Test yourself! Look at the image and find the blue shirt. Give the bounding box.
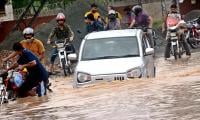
[86,21,104,33]
[17,49,48,82]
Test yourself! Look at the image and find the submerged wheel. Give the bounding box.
[173,45,178,60]
[61,58,67,76]
[187,38,198,49]
[0,90,4,104]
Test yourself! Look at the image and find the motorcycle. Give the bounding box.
[186,20,200,49]
[55,41,75,76]
[168,21,186,60]
[0,61,52,104]
[0,73,8,104]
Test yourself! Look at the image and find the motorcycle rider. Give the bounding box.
[84,3,101,23]
[47,13,75,74]
[6,42,48,97]
[106,5,122,24]
[128,5,154,47]
[3,27,45,62]
[85,13,104,33]
[105,10,121,30]
[162,4,191,59]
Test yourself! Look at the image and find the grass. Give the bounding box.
[153,19,163,29]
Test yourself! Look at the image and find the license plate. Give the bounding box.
[170,32,177,37]
[172,41,177,46]
[171,36,178,40]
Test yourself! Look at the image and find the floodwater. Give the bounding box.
[0,53,200,120]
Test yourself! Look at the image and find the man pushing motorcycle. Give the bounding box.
[6,42,48,97]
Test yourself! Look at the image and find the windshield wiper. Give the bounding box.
[88,56,120,60]
[119,54,140,57]
[84,54,139,60]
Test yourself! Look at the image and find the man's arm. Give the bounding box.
[6,62,18,71]
[38,52,45,61]
[128,19,136,28]
[148,16,153,28]
[22,60,37,69]
[37,40,45,60]
[66,25,74,42]
[47,28,56,44]
[2,51,18,62]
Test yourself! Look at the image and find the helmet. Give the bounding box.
[23,27,34,35]
[56,13,65,21]
[108,10,116,15]
[108,10,116,21]
[132,5,142,16]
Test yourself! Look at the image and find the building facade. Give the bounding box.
[179,0,200,15]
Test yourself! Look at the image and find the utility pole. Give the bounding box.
[176,0,180,13]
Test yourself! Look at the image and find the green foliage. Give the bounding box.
[12,0,76,9]
[12,0,30,8]
[153,19,163,29]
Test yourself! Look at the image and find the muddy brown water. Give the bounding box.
[0,53,200,120]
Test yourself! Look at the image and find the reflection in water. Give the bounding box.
[0,53,200,120]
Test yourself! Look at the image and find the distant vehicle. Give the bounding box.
[69,29,156,87]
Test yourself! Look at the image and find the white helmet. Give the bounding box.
[132,5,142,15]
[108,10,116,15]
[23,27,34,35]
[56,13,65,21]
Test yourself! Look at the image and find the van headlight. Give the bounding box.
[126,68,142,78]
[77,72,91,83]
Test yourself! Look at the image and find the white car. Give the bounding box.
[69,29,155,87]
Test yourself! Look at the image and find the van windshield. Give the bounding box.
[81,37,139,61]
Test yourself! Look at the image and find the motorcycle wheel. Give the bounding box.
[61,58,67,76]
[173,45,178,60]
[187,38,198,49]
[0,90,3,104]
[178,43,183,59]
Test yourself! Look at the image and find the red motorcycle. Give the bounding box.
[186,20,200,49]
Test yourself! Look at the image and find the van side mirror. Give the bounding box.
[145,48,154,55]
[68,53,77,61]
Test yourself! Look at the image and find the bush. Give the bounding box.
[153,19,163,29]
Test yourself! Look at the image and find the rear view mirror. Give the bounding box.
[145,48,154,55]
[68,53,77,61]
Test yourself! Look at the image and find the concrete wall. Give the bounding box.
[180,0,200,15]
[0,4,14,21]
[143,1,171,21]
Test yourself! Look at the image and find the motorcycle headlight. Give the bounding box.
[126,68,142,78]
[77,72,91,83]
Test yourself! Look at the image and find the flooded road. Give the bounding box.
[0,53,200,120]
